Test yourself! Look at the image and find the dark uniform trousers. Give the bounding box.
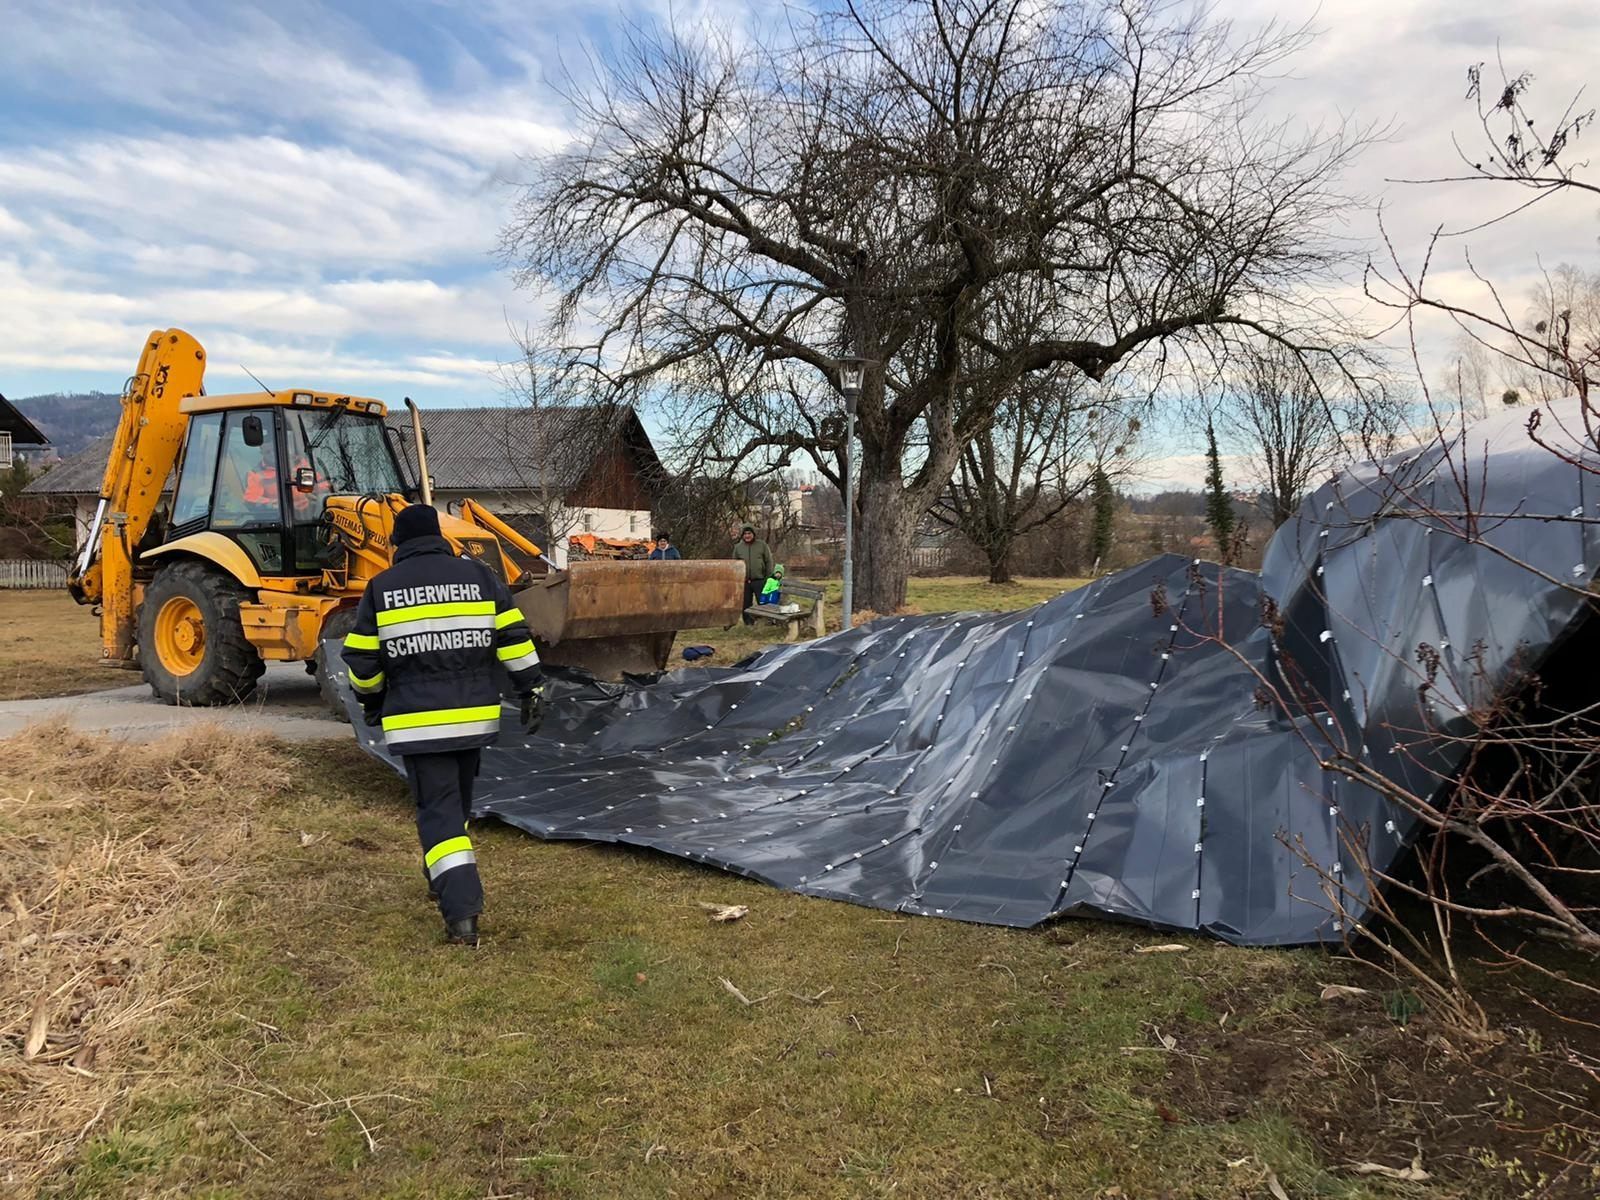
[403,749,484,922]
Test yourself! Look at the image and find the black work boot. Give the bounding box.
[444,916,479,946]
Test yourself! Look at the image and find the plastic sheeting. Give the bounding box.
[338,400,1600,945]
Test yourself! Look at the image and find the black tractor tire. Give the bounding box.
[314,606,361,721]
[138,559,262,706]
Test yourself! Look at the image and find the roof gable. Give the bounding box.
[0,394,50,446]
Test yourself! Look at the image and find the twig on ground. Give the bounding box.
[77,1098,109,1142]
[718,977,776,1006]
[787,986,833,1004]
[227,1115,273,1163]
[346,1098,378,1154]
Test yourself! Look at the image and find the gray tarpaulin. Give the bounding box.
[338,400,1600,945]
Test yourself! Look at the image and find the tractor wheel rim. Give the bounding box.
[154,596,206,675]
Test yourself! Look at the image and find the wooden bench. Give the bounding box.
[745,581,827,641]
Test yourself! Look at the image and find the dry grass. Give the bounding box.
[0,591,109,701]
[0,725,295,1193]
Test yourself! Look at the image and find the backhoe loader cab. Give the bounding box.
[164,392,407,576]
[69,329,747,710]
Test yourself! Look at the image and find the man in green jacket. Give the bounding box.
[732,524,774,624]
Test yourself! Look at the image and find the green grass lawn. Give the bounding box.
[676,575,1089,669]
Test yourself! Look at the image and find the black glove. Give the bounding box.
[360,701,382,727]
[519,686,546,735]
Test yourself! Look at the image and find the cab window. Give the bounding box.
[170,412,223,529]
[211,410,285,572]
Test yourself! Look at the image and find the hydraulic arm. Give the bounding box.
[69,329,208,664]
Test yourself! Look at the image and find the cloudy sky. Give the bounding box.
[2,0,1594,483]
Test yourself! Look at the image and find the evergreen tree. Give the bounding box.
[1088,468,1115,569]
[1203,419,1236,562]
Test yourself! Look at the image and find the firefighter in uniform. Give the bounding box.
[341,504,544,946]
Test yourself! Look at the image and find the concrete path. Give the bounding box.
[0,662,354,740]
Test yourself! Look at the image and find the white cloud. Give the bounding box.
[0,256,529,391]
[0,206,28,239]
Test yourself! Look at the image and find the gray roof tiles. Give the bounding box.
[24,434,115,494]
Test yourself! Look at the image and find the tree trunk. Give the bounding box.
[988,543,1014,584]
[854,472,917,615]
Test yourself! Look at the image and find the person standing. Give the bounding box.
[648,533,681,560]
[341,504,544,947]
[732,524,773,624]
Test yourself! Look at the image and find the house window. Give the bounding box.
[0,432,12,470]
[581,511,593,530]
[629,513,640,534]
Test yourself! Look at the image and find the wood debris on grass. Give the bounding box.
[0,723,293,1192]
[718,977,778,1006]
[1347,1143,1431,1182]
[1319,983,1371,1002]
[696,901,749,922]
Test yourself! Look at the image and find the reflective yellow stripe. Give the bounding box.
[348,668,385,692]
[381,704,502,732]
[376,600,495,627]
[424,835,473,868]
[344,631,380,650]
[497,639,536,662]
[496,608,525,629]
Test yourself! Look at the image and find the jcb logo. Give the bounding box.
[153,364,170,397]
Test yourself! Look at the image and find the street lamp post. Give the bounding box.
[835,356,867,626]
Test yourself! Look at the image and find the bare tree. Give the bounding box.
[1501,263,1600,405]
[1435,332,1500,422]
[503,0,1367,614]
[0,459,74,560]
[930,372,1138,582]
[652,472,752,559]
[495,326,670,565]
[1218,346,1353,529]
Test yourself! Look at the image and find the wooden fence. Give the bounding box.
[0,559,69,589]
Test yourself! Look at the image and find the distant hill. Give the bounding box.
[11,393,121,459]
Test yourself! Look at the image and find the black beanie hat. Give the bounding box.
[393,504,442,544]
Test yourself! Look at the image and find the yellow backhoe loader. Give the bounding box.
[68,329,743,709]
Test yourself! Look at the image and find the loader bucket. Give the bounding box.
[512,559,746,678]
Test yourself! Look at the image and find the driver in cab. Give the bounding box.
[241,443,325,517]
